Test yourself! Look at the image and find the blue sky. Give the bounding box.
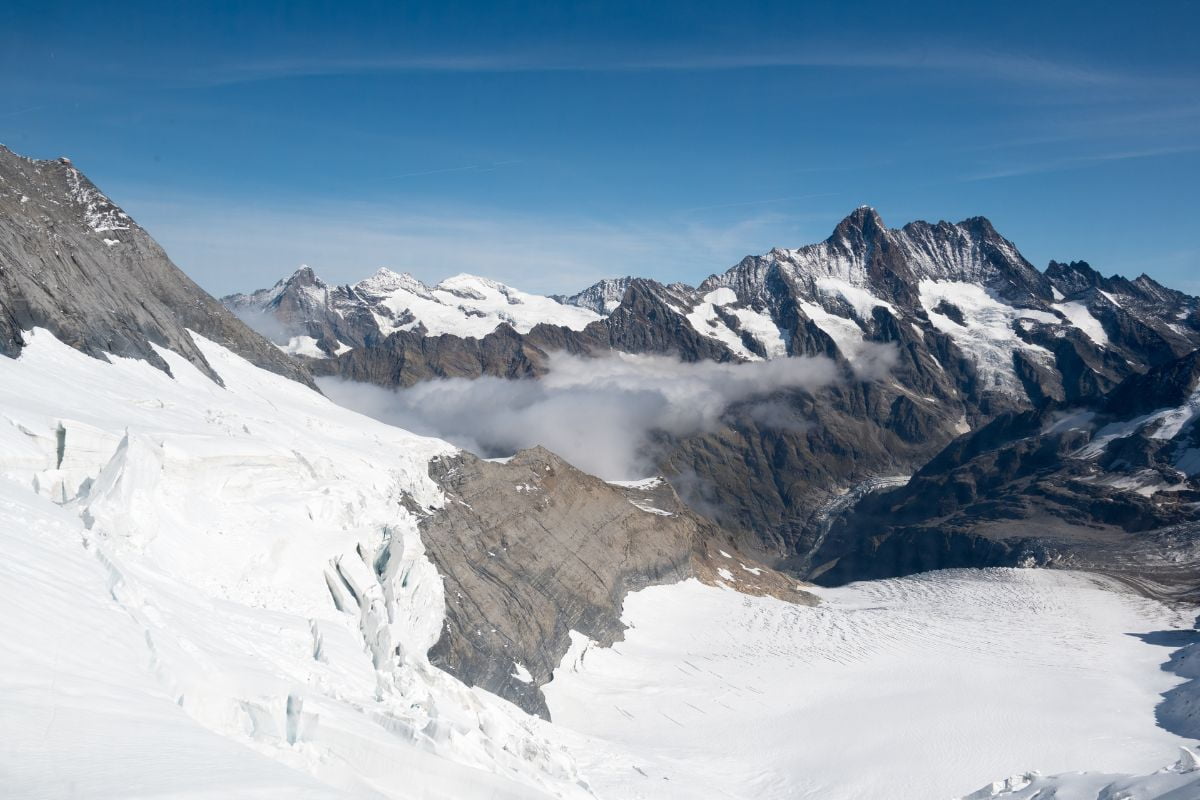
[2,1,1198,296]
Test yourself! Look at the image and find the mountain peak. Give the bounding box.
[282,265,325,288]
[831,205,885,236]
[0,144,313,387]
[438,273,509,292]
[955,215,1001,239]
[554,276,634,314]
[356,267,427,295]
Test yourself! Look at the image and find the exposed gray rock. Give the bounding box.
[223,266,382,355]
[419,446,813,717]
[308,322,597,386]
[0,145,313,387]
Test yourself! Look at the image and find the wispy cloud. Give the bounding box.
[378,160,523,181]
[194,44,1174,90]
[0,103,53,119]
[964,143,1200,181]
[958,103,1200,155]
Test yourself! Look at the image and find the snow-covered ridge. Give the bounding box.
[63,161,132,234]
[552,276,634,314]
[228,206,1200,412]
[550,208,1188,388]
[224,265,605,355]
[700,208,1045,302]
[957,748,1200,799]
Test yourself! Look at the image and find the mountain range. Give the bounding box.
[226,204,1200,596]
[4,143,1199,798]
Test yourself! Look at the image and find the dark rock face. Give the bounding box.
[419,447,813,718]
[316,325,555,385]
[660,379,955,565]
[1104,349,1200,418]
[0,146,313,387]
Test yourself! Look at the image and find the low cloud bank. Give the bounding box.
[230,307,293,345]
[320,350,859,480]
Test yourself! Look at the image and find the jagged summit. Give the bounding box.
[552,276,636,314]
[0,145,313,387]
[828,204,888,246]
[286,264,324,285]
[692,206,1053,319]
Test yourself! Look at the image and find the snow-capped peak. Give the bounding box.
[355,267,428,296]
[285,264,324,285]
[437,272,511,294]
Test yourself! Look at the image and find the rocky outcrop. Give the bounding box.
[419,447,813,718]
[314,324,559,385]
[0,145,313,387]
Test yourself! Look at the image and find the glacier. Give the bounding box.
[0,329,588,799]
[2,327,1198,799]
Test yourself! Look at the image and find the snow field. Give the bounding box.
[544,569,1197,800]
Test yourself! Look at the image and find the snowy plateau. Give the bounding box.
[2,328,1200,799]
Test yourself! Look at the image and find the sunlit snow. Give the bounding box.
[545,571,1194,800]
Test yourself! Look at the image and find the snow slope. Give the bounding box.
[0,480,343,799]
[543,569,1196,800]
[0,330,589,799]
[919,280,1059,394]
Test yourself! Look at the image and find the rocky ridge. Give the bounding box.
[420,447,811,717]
[0,145,313,387]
